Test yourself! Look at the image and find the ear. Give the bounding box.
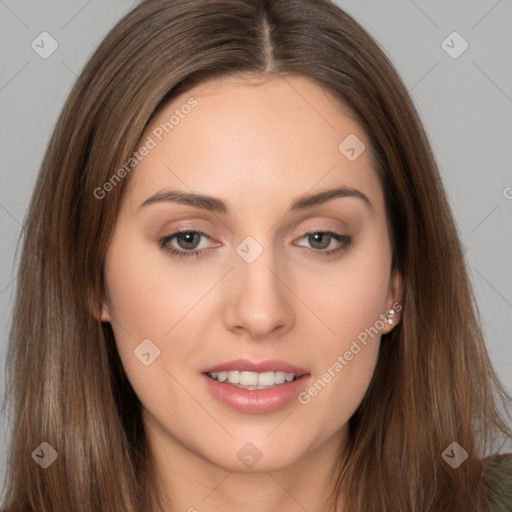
[87,287,111,323]
[381,267,404,335]
[99,303,111,323]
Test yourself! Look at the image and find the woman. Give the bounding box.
[2,0,511,510]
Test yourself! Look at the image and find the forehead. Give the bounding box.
[121,74,383,216]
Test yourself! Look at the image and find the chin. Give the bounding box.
[197,434,313,474]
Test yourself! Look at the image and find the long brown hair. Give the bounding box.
[2,0,511,510]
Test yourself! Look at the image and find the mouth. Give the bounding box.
[201,359,311,413]
[205,370,301,390]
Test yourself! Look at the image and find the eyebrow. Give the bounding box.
[138,185,373,213]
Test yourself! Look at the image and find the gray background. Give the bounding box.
[1,0,511,481]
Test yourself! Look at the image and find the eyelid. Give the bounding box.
[158,228,216,251]
[293,230,352,253]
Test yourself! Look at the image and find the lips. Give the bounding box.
[201,358,311,413]
[202,358,309,376]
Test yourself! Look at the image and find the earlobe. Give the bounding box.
[383,268,404,333]
[99,303,111,323]
[86,289,111,323]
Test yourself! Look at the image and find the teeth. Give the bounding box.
[207,370,298,388]
[240,371,258,386]
[227,371,240,384]
[274,371,286,384]
[256,371,275,386]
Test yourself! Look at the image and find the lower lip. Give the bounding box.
[201,373,311,413]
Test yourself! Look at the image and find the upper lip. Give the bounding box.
[202,358,309,376]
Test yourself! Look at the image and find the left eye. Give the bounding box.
[295,231,345,250]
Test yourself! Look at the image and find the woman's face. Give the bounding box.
[101,74,402,474]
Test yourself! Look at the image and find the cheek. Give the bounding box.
[103,234,207,422]
[303,231,391,347]
[298,287,383,440]
[102,230,211,390]
[296,236,390,426]
[103,230,204,338]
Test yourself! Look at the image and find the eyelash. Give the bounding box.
[158,229,352,259]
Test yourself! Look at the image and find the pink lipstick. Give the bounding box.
[201,358,311,413]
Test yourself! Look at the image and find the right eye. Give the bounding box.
[158,229,216,258]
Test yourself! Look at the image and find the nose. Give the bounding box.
[222,243,295,340]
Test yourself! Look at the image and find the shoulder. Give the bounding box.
[483,452,512,511]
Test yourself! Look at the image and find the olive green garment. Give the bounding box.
[486,453,512,511]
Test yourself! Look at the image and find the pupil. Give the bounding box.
[310,232,330,250]
[178,232,200,249]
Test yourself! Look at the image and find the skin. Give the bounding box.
[101,74,403,511]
